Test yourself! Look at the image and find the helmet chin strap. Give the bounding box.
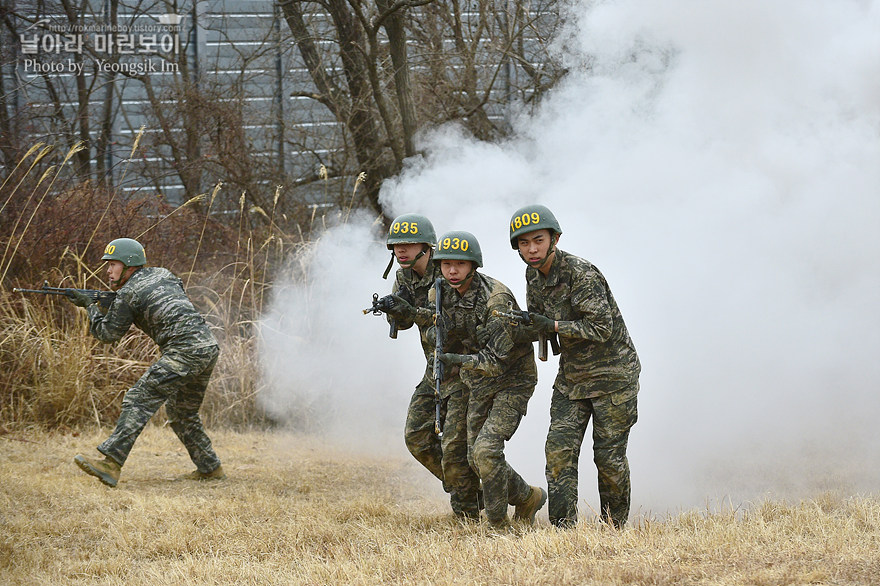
[445,266,476,290]
[110,266,137,290]
[398,247,427,269]
[382,252,395,279]
[519,246,555,269]
[518,234,558,269]
[385,245,430,278]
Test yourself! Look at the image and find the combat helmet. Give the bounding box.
[101,238,146,267]
[509,205,561,269]
[434,230,482,289]
[386,213,436,249]
[382,213,436,278]
[434,230,483,267]
[508,204,562,249]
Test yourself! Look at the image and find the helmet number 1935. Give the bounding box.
[390,221,419,235]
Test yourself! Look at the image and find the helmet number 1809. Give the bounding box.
[511,212,541,231]
[391,221,419,235]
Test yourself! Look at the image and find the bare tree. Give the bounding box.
[1,0,562,225]
[277,0,563,216]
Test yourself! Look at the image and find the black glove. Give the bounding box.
[530,313,556,334]
[67,290,93,308]
[383,294,415,320]
[511,322,540,344]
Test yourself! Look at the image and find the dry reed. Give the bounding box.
[1,428,878,585]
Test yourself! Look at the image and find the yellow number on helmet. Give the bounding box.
[442,237,451,250]
[104,244,116,254]
[531,212,541,224]
[411,222,418,234]
[461,239,469,251]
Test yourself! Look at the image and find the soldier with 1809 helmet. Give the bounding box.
[70,238,224,488]
[509,205,641,528]
[432,231,546,529]
[379,214,481,519]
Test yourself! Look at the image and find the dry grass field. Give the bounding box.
[2,427,878,585]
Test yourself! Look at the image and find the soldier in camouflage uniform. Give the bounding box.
[432,231,546,529]
[509,205,640,528]
[378,214,482,519]
[70,238,224,488]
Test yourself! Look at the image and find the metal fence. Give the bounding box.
[2,0,559,205]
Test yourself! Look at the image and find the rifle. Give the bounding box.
[432,277,444,437]
[363,293,398,338]
[492,301,560,362]
[362,286,415,339]
[13,281,116,311]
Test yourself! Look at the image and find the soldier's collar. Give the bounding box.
[543,249,564,286]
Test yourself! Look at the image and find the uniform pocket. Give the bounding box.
[610,382,639,406]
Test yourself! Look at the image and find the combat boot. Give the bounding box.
[513,485,547,524]
[74,454,121,488]
[180,465,226,481]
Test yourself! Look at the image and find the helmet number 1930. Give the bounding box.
[441,237,469,251]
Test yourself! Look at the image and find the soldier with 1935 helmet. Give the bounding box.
[432,230,546,530]
[509,205,641,528]
[379,214,481,519]
[70,238,224,488]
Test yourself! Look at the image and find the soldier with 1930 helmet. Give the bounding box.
[70,238,224,488]
[432,230,546,529]
[509,205,641,528]
[379,215,481,519]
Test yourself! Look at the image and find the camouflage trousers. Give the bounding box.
[405,380,481,518]
[545,383,638,528]
[467,387,533,524]
[98,346,222,473]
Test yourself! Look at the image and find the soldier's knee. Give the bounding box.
[546,446,579,472]
[471,437,498,472]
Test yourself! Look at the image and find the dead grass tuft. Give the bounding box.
[1,429,879,585]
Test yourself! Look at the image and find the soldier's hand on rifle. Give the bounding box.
[67,290,93,308]
[438,352,476,368]
[384,294,416,320]
[531,313,556,334]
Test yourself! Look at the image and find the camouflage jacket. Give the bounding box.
[525,249,640,399]
[87,267,218,352]
[433,272,536,408]
[389,262,466,398]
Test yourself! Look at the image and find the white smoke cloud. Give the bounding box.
[260,0,880,516]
